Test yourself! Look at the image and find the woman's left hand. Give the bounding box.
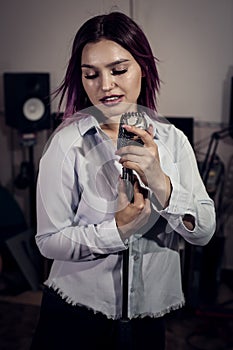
[115,124,172,209]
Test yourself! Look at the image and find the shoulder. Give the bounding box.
[43,122,80,157]
[45,113,97,154]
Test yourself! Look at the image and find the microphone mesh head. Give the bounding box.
[117,112,147,149]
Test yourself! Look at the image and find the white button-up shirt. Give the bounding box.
[36,113,216,319]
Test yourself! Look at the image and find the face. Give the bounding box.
[81,39,143,120]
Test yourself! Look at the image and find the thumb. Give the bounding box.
[147,123,154,136]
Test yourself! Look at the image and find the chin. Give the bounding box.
[95,102,137,119]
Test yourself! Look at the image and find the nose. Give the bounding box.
[100,71,115,91]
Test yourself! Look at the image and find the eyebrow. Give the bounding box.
[81,59,130,69]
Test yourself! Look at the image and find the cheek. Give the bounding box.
[82,77,89,91]
[82,80,95,99]
[126,72,142,98]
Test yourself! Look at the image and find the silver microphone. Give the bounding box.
[117,111,147,201]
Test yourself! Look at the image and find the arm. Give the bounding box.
[115,178,151,241]
[115,124,216,246]
[35,131,126,262]
[155,136,216,246]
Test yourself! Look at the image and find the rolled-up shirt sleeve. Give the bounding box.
[151,128,216,246]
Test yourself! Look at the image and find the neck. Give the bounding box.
[101,122,118,137]
[100,122,119,146]
[100,122,119,132]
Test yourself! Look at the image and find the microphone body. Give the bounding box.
[117,112,147,201]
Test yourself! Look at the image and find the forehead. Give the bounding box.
[81,39,134,65]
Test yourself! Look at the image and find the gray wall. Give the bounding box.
[134,0,233,124]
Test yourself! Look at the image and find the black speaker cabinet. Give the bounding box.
[166,116,194,146]
[4,73,51,134]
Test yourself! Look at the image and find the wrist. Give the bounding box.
[115,221,132,241]
[150,174,172,209]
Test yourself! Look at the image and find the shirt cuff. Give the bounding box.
[150,180,197,232]
[96,219,129,253]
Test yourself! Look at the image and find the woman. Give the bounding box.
[31,11,216,350]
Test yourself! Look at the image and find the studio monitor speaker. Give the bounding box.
[4,73,51,134]
[166,116,194,146]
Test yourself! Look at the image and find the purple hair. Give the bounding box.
[55,12,161,119]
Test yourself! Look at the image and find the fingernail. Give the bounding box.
[123,124,132,129]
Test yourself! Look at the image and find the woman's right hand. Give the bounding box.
[115,177,151,241]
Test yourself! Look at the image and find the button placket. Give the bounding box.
[129,237,143,313]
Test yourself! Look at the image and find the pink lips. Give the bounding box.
[99,95,124,105]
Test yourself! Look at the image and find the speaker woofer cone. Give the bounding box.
[23,98,45,121]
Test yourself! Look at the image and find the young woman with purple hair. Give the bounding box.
[30,11,215,350]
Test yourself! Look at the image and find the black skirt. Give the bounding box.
[30,286,166,350]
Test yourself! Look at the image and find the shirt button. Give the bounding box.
[134,254,139,261]
[130,288,134,293]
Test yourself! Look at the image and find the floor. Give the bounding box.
[0,281,233,350]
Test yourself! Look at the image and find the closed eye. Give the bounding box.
[84,69,128,80]
[112,68,128,76]
[84,73,98,80]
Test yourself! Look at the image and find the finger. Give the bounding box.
[116,144,145,157]
[147,124,154,136]
[133,180,149,200]
[122,124,155,146]
[119,152,143,164]
[131,180,145,210]
[117,177,130,208]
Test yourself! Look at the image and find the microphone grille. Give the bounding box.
[117,111,147,149]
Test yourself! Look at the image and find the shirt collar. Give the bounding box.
[77,112,160,139]
[78,114,100,136]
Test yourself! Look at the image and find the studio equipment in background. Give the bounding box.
[167,117,233,311]
[166,116,194,146]
[3,72,51,229]
[14,133,38,229]
[0,184,42,292]
[230,76,233,138]
[200,126,233,186]
[3,72,51,134]
[165,116,194,308]
[195,126,233,318]
[14,161,33,190]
